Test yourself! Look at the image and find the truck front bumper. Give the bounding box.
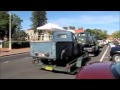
[84,48,94,53]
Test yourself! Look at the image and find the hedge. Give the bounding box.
[2,41,30,48]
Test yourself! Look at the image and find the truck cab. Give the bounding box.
[76,31,99,56]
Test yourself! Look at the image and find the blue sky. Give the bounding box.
[10,11,120,35]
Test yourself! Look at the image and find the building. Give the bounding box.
[25,29,39,41]
[107,35,113,42]
[25,29,50,41]
[74,27,85,34]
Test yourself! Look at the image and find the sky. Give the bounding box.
[10,11,120,35]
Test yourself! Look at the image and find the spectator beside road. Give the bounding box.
[112,39,119,46]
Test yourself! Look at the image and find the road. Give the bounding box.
[0,53,29,63]
[0,45,111,79]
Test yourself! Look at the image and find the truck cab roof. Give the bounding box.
[53,31,77,42]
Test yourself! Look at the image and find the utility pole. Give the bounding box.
[9,13,11,50]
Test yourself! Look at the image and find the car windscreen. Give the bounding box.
[111,62,120,79]
[77,33,86,40]
[79,33,85,36]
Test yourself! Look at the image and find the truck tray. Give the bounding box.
[34,52,89,74]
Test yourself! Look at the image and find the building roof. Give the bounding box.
[74,27,85,33]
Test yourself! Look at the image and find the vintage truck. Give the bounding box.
[30,30,90,74]
[76,31,99,56]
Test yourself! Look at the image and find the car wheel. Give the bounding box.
[113,54,120,63]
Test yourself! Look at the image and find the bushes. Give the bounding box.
[3,41,30,48]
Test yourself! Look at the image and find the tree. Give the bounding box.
[30,11,47,33]
[63,27,68,30]
[0,11,23,40]
[86,29,92,34]
[12,30,28,41]
[72,26,75,30]
[0,11,9,40]
[69,26,75,30]
[11,14,23,34]
[85,28,108,40]
[112,30,120,38]
[69,26,73,29]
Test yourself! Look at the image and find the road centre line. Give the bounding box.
[0,52,29,58]
[3,61,10,63]
[99,46,109,62]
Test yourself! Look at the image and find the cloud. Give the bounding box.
[48,15,119,26]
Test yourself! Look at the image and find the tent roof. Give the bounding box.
[66,30,75,33]
[37,23,65,31]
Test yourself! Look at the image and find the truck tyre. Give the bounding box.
[96,48,100,56]
[93,47,99,56]
[60,49,69,61]
[93,51,97,56]
[112,54,120,63]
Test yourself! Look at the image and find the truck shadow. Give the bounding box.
[96,49,102,56]
[51,58,91,75]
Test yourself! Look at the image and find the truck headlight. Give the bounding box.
[35,53,45,57]
[39,53,45,57]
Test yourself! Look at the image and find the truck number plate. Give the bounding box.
[45,66,53,71]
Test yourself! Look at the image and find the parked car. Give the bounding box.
[110,45,120,63]
[109,42,116,48]
[97,40,104,48]
[75,62,120,79]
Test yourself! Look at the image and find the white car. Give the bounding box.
[97,40,104,48]
[109,43,115,48]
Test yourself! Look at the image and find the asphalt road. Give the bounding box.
[0,45,111,79]
[0,53,30,63]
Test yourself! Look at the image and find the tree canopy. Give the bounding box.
[112,30,120,38]
[86,29,108,40]
[63,26,76,30]
[63,27,68,30]
[0,11,23,40]
[30,11,47,33]
[12,30,28,41]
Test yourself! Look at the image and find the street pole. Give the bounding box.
[9,13,11,50]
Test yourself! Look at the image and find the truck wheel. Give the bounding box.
[60,49,69,61]
[93,51,96,56]
[96,49,99,56]
[112,54,120,63]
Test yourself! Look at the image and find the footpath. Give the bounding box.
[0,48,30,57]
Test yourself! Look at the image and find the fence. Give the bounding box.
[2,41,30,48]
[31,35,53,41]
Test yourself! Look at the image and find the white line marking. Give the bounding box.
[0,52,29,58]
[23,57,30,59]
[3,61,10,63]
[104,57,110,58]
[99,46,109,62]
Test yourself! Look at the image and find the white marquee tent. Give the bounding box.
[66,29,75,33]
[37,23,65,31]
[36,23,65,41]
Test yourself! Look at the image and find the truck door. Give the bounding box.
[72,34,79,55]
